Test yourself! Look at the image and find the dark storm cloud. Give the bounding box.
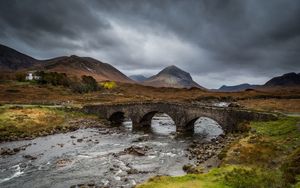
[0,0,299,88]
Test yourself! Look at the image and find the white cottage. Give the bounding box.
[25,71,40,81]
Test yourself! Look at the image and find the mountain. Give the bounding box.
[142,65,205,89]
[0,44,39,70]
[0,44,133,83]
[39,55,133,82]
[218,83,259,92]
[264,72,300,87]
[129,75,148,82]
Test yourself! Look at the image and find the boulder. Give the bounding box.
[122,146,150,156]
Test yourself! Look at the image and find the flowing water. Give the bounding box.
[0,114,223,188]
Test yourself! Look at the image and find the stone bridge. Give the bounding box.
[82,102,277,133]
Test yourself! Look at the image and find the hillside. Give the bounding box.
[0,44,133,83]
[0,44,39,70]
[39,55,133,82]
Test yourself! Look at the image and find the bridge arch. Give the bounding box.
[108,111,126,125]
[190,117,224,138]
[184,114,225,133]
[139,110,176,128]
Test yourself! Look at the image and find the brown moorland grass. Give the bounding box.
[0,81,299,113]
[0,105,99,141]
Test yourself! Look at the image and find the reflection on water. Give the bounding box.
[194,117,223,141]
[151,113,176,136]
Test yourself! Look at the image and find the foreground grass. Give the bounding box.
[137,165,284,188]
[138,117,300,188]
[137,167,232,188]
[0,105,99,141]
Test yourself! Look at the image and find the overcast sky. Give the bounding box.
[0,0,299,88]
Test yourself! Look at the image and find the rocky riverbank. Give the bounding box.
[184,133,244,173]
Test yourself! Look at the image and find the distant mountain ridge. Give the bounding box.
[217,72,300,92]
[264,72,300,87]
[129,75,148,82]
[2,44,299,88]
[0,44,132,82]
[143,65,205,89]
[218,83,259,92]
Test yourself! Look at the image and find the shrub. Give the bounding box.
[224,167,284,188]
[81,75,99,92]
[34,71,99,93]
[182,164,204,174]
[101,81,117,89]
[69,81,87,93]
[36,71,71,86]
[15,72,26,82]
[281,148,300,185]
[235,121,251,133]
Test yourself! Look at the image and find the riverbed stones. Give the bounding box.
[0,144,30,156]
[0,147,17,155]
[23,154,37,160]
[187,134,241,164]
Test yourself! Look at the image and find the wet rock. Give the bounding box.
[77,138,83,142]
[132,135,149,142]
[13,147,21,153]
[98,130,110,134]
[23,154,37,160]
[56,158,72,167]
[122,146,150,156]
[87,183,95,186]
[183,164,204,174]
[0,148,17,155]
[70,135,76,139]
[57,143,64,147]
[130,179,137,186]
[114,176,121,181]
[126,168,139,174]
[228,102,241,108]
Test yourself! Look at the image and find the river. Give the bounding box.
[0,113,223,188]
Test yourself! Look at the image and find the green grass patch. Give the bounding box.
[138,165,286,188]
[137,166,234,188]
[251,117,300,151]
